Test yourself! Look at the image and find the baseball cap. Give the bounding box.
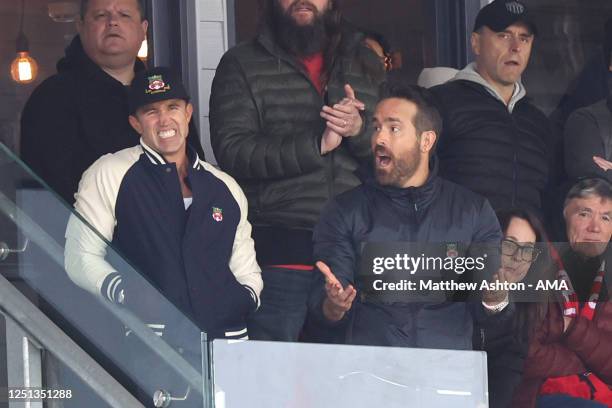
[473,0,538,36]
[128,67,190,114]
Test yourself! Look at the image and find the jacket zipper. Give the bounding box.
[468,83,523,207]
[324,84,335,199]
[327,152,335,199]
[509,105,520,207]
[277,56,336,199]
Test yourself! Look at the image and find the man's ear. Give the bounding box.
[420,130,437,153]
[186,103,194,124]
[128,115,143,134]
[76,18,83,35]
[471,31,480,56]
[140,19,149,41]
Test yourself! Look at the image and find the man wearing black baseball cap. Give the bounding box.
[430,5,558,404]
[430,0,556,216]
[473,0,537,37]
[65,67,263,346]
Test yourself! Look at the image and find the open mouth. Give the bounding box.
[504,60,520,67]
[375,147,392,168]
[158,129,176,140]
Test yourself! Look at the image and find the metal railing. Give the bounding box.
[0,271,144,408]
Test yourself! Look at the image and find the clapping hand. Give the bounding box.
[320,84,366,154]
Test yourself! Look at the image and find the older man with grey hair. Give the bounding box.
[512,177,612,406]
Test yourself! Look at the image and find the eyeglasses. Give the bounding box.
[500,239,541,262]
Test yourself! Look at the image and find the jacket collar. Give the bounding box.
[139,139,202,170]
[452,62,526,113]
[256,26,308,75]
[366,155,441,211]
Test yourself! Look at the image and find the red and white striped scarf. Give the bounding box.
[557,264,605,320]
[549,245,605,321]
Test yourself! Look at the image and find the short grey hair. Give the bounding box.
[80,0,146,20]
[564,178,612,209]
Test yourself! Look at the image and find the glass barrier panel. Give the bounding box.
[0,142,207,407]
[212,339,488,408]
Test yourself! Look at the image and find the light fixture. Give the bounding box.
[138,38,148,61]
[48,1,79,23]
[10,0,39,84]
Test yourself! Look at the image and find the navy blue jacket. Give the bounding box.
[309,160,504,349]
[65,141,262,340]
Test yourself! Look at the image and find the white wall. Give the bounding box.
[186,0,230,164]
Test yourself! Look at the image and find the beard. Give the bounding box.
[270,0,332,56]
[373,144,422,188]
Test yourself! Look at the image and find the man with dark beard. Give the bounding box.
[310,81,505,348]
[209,0,384,341]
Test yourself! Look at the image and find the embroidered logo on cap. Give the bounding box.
[212,207,223,222]
[146,74,171,95]
[505,1,525,15]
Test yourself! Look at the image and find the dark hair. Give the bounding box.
[495,207,551,342]
[496,207,548,243]
[362,30,392,56]
[81,0,146,20]
[378,80,443,139]
[359,29,394,74]
[564,177,612,208]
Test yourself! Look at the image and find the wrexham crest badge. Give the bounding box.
[212,207,223,222]
[446,243,459,258]
[146,74,171,94]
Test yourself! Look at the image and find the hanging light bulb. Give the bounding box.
[138,38,148,61]
[10,0,38,84]
[11,52,38,83]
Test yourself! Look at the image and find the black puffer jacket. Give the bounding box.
[430,80,556,214]
[209,27,383,264]
[20,36,203,204]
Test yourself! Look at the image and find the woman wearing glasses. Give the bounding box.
[487,204,612,407]
[512,179,612,408]
[479,208,551,408]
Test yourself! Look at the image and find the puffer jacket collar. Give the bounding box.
[448,78,538,114]
[256,26,303,74]
[365,155,441,213]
